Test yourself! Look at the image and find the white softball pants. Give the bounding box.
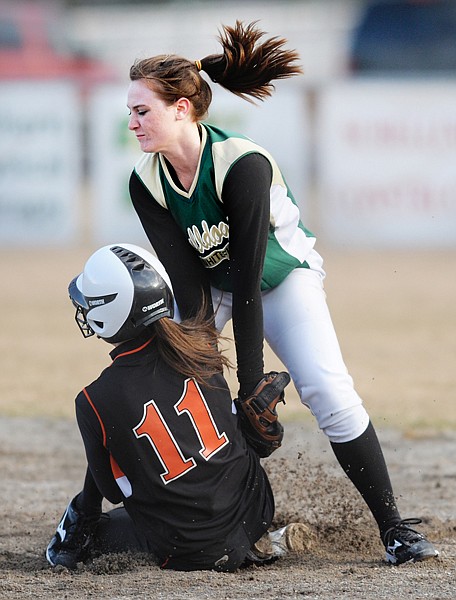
[211,266,370,443]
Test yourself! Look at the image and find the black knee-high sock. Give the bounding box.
[330,421,401,540]
[74,467,103,517]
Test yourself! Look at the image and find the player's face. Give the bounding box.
[127,80,177,154]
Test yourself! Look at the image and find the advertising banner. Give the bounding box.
[0,82,80,245]
[317,80,456,247]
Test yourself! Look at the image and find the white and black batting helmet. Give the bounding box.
[68,243,174,343]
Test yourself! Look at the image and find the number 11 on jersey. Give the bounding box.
[134,378,229,484]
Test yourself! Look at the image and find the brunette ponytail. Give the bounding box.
[199,20,303,102]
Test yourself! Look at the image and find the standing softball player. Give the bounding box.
[46,243,305,571]
[126,20,438,565]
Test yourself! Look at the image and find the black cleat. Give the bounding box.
[383,518,439,565]
[46,497,99,569]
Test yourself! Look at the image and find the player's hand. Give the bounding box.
[235,371,290,458]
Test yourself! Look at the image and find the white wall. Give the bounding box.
[69,0,360,85]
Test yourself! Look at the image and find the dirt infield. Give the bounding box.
[0,247,455,598]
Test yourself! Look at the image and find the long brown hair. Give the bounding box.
[129,20,303,118]
[150,304,233,387]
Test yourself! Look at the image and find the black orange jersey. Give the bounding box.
[75,332,273,561]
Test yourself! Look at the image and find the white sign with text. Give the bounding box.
[0,82,80,245]
[317,80,456,247]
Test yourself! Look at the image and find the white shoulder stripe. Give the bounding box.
[211,137,280,200]
[270,184,315,262]
[134,153,167,208]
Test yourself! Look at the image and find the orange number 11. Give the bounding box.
[134,378,229,484]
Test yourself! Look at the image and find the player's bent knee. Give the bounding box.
[319,404,370,444]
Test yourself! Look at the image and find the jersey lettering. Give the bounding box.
[199,243,230,269]
[187,219,229,253]
[134,379,229,484]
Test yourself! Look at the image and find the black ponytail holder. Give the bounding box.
[200,54,227,83]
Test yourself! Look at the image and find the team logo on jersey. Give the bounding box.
[187,220,230,268]
[200,243,230,268]
[187,220,229,253]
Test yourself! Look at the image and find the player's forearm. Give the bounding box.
[223,154,272,397]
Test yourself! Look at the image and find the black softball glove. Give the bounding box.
[235,371,290,458]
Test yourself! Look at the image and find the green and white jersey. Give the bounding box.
[134,123,316,291]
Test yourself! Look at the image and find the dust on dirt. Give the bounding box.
[0,417,454,600]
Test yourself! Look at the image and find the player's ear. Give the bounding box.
[174,97,191,120]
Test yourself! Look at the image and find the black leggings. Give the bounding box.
[94,491,274,573]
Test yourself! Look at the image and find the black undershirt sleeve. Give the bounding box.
[222,153,272,398]
[75,393,123,506]
[129,171,212,320]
